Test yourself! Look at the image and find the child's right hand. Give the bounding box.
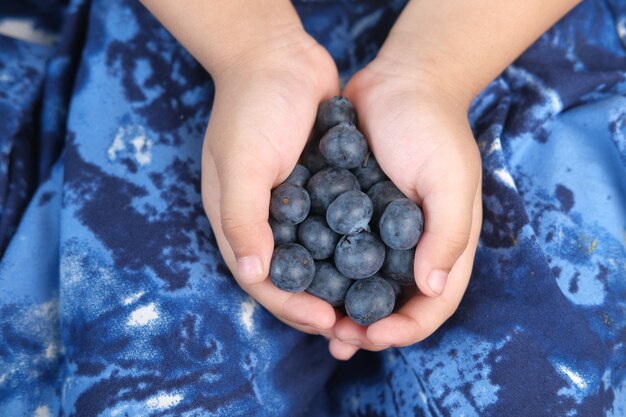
[200,28,344,342]
[140,0,358,357]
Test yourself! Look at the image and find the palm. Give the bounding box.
[206,45,339,186]
[345,67,476,199]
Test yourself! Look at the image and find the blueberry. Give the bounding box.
[382,247,416,285]
[384,276,402,298]
[351,153,388,192]
[270,183,310,225]
[306,261,353,307]
[367,180,405,223]
[300,140,328,174]
[319,122,368,169]
[334,231,385,279]
[326,190,373,235]
[270,243,315,292]
[306,167,360,214]
[345,276,395,326]
[316,96,356,132]
[284,164,311,188]
[379,198,424,250]
[297,216,340,260]
[269,218,297,246]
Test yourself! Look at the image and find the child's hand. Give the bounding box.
[200,30,345,341]
[140,0,357,357]
[332,55,483,353]
[327,0,579,359]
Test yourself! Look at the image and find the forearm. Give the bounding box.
[139,0,303,75]
[381,0,582,106]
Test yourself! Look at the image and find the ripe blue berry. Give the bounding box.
[383,276,402,298]
[300,140,328,174]
[270,243,315,292]
[270,183,310,225]
[316,96,356,132]
[297,216,339,260]
[269,218,297,246]
[306,261,353,307]
[334,231,385,279]
[306,167,360,214]
[351,153,388,192]
[367,180,405,224]
[326,190,373,235]
[379,198,424,250]
[319,122,368,169]
[284,164,311,188]
[345,276,395,326]
[382,247,416,285]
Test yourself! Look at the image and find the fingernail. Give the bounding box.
[344,339,362,346]
[428,270,448,296]
[237,256,263,283]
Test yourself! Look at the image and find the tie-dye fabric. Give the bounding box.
[0,0,625,416]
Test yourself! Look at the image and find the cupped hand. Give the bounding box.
[334,54,483,354]
[201,29,353,354]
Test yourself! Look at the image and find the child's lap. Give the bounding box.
[0,0,625,416]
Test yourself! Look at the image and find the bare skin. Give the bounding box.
[140,0,582,360]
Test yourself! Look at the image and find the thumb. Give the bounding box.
[217,153,276,285]
[413,173,478,297]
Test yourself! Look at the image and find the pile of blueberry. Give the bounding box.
[269,97,424,326]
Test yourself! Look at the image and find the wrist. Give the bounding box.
[211,32,337,110]
[141,0,307,78]
[209,23,317,82]
[205,17,310,78]
[374,29,479,110]
[375,0,581,109]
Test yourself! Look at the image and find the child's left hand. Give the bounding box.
[329,52,483,357]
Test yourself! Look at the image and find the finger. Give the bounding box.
[281,317,360,361]
[413,141,481,297]
[219,236,337,329]
[328,339,360,361]
[332,315,393,352]
[215,172,336,329]
[271,287,337,330]
[280,316,349,361]
[366,182,482,346]
[278,316,335,339]
[203,153,337,330]
[210,220,336,330]
[216,144,278,285]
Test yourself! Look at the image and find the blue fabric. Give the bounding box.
[0,0,625,416]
